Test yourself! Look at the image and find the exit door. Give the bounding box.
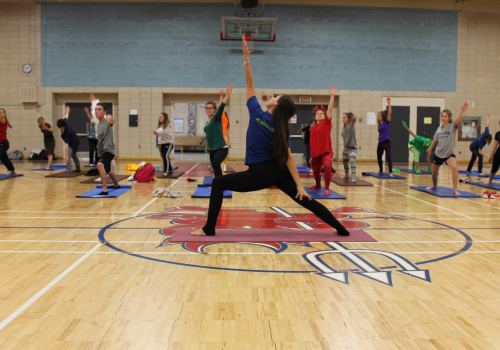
[389,106,410,163]
[416,107,440,162]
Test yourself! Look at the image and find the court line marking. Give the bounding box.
[458,197,500,210]
[0,242,101,332]
[184,163,199,175]
[0,240,498,243]
[373,184,475,219]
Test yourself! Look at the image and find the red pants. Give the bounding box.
[311,152,332,190]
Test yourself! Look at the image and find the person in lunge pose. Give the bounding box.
[308,87,336,195]
[339,112,358,182]
[426,103,469,195]
[466,112,492,176]
[37,116,55,170]
[56,107,81,174]
[190,36,349,237]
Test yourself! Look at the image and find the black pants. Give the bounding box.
[377,140,393,173]
[0,140,14,172]
[202,160,349,236]
[467,147,483,173]
[88,138,98,165]
[210,147,228,178]
[160,143,174,172]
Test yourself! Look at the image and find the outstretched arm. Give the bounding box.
[221,84,233,105]
[402,121,416,138]
[64,106,70,119]
[285,148,311,201]
[454,102,469,126]
[218,89,224,106]
[485,112,491,129]
[326,86,336,120]
[83,106,92,122]
[386,97,392,122]
[243,36,256,101]
[426,139,437,157]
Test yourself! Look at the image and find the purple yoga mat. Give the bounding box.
[170,228,376,243]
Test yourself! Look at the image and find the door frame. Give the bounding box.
[382,97,445,163]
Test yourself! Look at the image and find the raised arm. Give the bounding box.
[218,89,224,106]
[242,36,256,101]
[83,106,92,122]
[454,102,469,126]
[402,121,416,138]
[387,97,392,122]
[485,112,491,129]
[326,86,336,120]
[64,106,70,119]
[221,83,233,105]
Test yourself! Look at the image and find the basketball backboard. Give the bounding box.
[221,16,276,42]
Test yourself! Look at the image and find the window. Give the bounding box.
[458,117,481,142]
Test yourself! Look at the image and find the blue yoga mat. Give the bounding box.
[84,164,97,168]
[466,181,500,191]
[33,165,66,171]
[76,185,132,198]
[399,169,431,175]
[458,170,489,177]
[305,187,346,199]
[365,172,406,179]
[297,166,312,173]
[155,166,178,172]
[203,176,213,185]
[191,185,232,198]
[410,186,480,198]
[0,174,23,180]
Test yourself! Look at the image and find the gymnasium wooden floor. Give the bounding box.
[1,155,499,349]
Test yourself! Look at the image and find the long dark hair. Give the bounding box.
[269,95,295,166]
[377,110,388,125]
[158,112,169,129]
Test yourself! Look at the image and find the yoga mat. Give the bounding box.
[191,185,232,198]
[305,187,346,199]
[171,228,376,243]
[80,174,129,184]
[84,164,98,168]
[466,181,500,191]
[0,174,23,180]
[410,186,480,198]
[458,170,489,177]
[32,164,66,171]
[364,172,406,179]
[297,166,312,173]
[203,176,213,185]
[155,166,178,172]
[399,169,432,175]
[332,177,373,186]
[76,185,132,198]
[45,171,83,178]
[155,170,185,179]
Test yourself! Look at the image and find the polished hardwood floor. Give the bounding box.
[0,154,499,349]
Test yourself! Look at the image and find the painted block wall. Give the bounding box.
[41,3,457,92]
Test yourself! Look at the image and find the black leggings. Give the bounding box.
[0,139,14,172]
[467,147,483,173]
[88,138,98,165]
[377,139,393,173]
[160,143,174,172]
[210,147,228,177]
[202,160,349,236]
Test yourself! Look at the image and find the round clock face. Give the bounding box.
[22,64,32,74]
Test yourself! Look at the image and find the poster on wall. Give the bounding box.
[367,112,376,125]
[174,118,184,133]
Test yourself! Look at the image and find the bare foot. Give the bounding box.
[389,173,394,178]
[426,186,436,191]
[308,185,321,190]
[190,228,207,236]
[454,190,460,196]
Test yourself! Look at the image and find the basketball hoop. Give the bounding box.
[241,34,255,53]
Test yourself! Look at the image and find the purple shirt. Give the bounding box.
[378,120,391,143]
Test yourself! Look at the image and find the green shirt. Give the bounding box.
[204,103,227,150]
[409,135,429,153]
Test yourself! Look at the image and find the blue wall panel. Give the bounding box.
[41,3,457,91]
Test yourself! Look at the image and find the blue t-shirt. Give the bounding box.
[470,127,489,149]
[245,96,290,165]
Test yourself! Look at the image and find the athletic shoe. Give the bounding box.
[490,192,500,199]
[483,191,490,198]
[415,169,421,174]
